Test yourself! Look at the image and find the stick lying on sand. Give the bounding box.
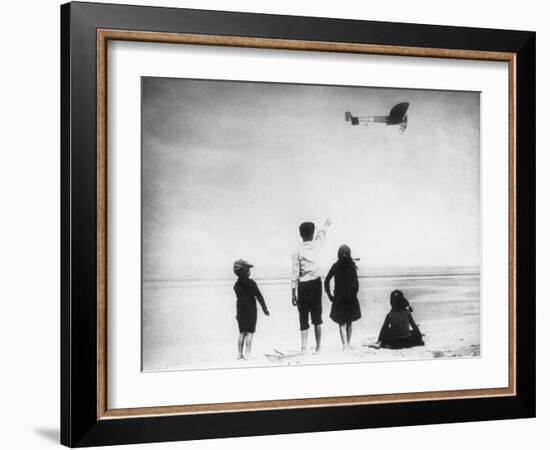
[265,349,304,362]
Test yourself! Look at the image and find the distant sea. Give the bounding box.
[143,265,480,286]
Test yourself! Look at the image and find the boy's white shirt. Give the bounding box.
[291,225,328,289]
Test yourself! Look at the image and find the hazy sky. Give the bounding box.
[142,77,480,280]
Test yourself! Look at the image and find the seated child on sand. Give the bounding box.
[373,290,424,350]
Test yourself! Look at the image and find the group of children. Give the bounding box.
[232,219,424,360]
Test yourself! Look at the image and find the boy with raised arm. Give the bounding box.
[291,218,331,353]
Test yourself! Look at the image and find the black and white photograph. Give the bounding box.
[141,77,481,372]
[142,77,480,372]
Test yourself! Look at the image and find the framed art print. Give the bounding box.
[61,2,535,447]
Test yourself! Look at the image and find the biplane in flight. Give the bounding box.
[345,102,410,134]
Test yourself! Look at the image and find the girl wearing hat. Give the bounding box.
[324,245,362,351]
[233,259,269,360]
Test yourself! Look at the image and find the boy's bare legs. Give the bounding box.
[346,322,353,350]
[314,325,322,353]
[237,332,246,359]
[300,322,321,353]
[244,332,254,358]
[338,324,347,350]
[300,330,308,353]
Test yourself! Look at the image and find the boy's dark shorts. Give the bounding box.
[297,277,323,330]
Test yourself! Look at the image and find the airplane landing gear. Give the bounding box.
[399,115,408,134]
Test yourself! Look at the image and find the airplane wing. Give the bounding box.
[387,102,410,125]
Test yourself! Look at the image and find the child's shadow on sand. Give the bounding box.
[34,428,59,443]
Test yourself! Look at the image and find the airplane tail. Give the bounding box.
[345,111,359,126]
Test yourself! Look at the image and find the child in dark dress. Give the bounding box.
[233,259,269,360]
[324,245,362,351]
[373,290,424,349]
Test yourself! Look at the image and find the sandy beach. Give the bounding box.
[142,268,480,372]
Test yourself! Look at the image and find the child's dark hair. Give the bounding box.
[337,244,357,269]
[390,289,408,311]
[299,222,315,239]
